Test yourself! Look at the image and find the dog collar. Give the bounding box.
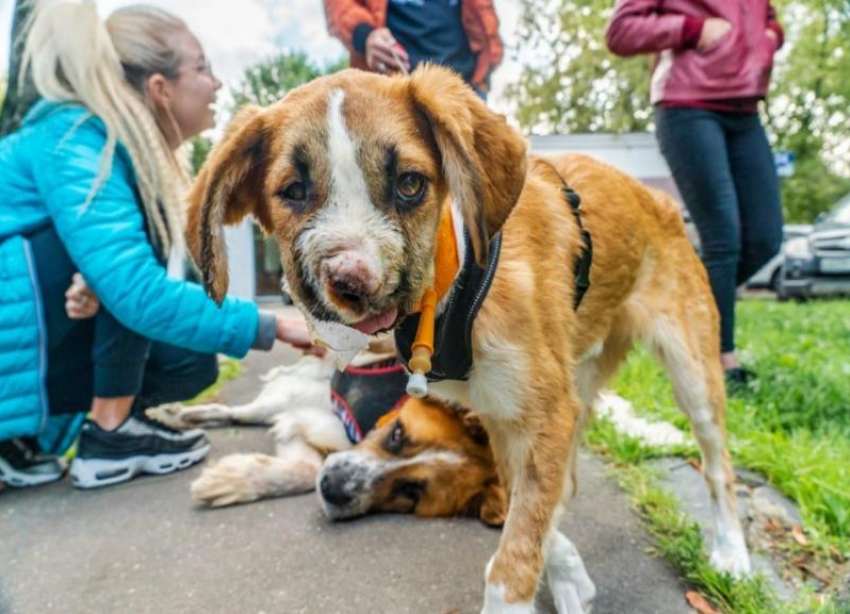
[395,227,503,384]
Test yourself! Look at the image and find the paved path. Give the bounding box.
[1,344,693,614]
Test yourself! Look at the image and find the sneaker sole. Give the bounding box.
[70,443,210,489]
[0,456,66,488]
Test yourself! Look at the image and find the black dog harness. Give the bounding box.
[330,358,410,443]
[395,181,593,383]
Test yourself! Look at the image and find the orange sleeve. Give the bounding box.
[323,0,377,51]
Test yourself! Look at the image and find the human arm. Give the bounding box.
[36,110,261,358]
[322,0,377,55]
[766,4,784,49]
[606,0,714,56]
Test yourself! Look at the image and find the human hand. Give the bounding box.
[365,27,409,74]
[275,315,326,357]
[698,18,732,52]
[65,273,100,320]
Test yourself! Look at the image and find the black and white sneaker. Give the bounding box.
[0,437,67,488]
[70,416,210,489]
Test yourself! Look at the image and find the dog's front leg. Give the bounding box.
[481,391,579,614]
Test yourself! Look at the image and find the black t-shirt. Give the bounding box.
[386,0,477,84]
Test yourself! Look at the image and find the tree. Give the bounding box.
[0,0,37,138]
[231,51,348,110]
[506,0,652,134]
[508,0,850,222]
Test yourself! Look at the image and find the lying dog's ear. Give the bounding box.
[186,105,272,304]
[409,65,528,266]
[463,479,507,528]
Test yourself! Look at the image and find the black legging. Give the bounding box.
[29,225,218,416]
[655,107,784,354]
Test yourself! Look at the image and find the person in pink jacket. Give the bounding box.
[607,0,785,388]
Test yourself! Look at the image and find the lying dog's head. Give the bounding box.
[187,66,527,334]
[317,397,506,527]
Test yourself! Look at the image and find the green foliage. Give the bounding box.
[766,0,850,222]
[611,299,850,542]
[188,135,214,177]
[231,51,348,110]
[509,0,850,223]
[506,0,652,133]
[187,358,242,406]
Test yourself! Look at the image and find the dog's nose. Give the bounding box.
[320,473,354,507]
[323,253,379,308]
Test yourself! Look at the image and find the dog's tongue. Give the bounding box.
[352,306,398,335]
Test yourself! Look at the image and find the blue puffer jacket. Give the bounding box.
[0,101,260,450]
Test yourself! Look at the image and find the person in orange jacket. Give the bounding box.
[323,0,502,97]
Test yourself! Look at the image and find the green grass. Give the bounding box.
[188,357,242,405]
[587,419,848,614]
[611,299,850,547]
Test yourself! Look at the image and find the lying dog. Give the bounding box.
[149,355,506,526]
[187,66,750,613]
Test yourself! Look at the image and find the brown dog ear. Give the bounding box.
[408,65,528,266]
[463,479,507,527]
[185,105,272,304]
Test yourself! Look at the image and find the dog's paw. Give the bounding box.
[148,403,231,430]
[545,532,595,614]
[709,544,752,578]
[146,403,196,430]
[191,454,267,507]
[481,584,536,614]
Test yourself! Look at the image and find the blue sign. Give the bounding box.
[774,150,796,177]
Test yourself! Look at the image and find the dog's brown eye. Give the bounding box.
[280,181,307,203]
[396,173,426,205]
[385,421,405,454]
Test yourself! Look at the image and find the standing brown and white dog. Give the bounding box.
[187,66,750,614]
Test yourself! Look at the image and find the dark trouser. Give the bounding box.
[29,225,218,416]
[655,107,783,353]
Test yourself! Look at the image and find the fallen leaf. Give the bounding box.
[686,458,702,472]
[685,590,720,614]
[792,525,809,546]
[766,518,782,533]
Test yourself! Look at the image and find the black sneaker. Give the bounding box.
[70,416,210,489]
[0,437,67,487]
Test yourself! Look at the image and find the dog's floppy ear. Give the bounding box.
[186,105,272,304]
[409,65,527,266]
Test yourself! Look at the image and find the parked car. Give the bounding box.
[746,224,812,292]
[778,192,850,300]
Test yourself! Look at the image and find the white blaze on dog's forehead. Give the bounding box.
[326,89,373,222]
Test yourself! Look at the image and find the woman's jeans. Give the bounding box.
[655,107,783,354]
[29,225,218,416]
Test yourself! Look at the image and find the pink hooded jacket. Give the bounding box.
[606,0,783,105]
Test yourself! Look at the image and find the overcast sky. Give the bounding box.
[0,0,523,119]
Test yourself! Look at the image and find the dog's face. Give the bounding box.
[186,66,527,334]
[317,397,506,526]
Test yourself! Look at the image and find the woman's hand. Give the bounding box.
[698,18,732,52]
[65,273,100,320]
[275,315,326,357]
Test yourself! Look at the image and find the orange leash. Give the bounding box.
[406,205,460,397]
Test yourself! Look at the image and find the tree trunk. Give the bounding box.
[0,0,38,138]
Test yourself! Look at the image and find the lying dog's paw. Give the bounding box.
[146,403,196,430]
[191,453,317,507]
[191,454,268,507]
[147,403,231,430]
